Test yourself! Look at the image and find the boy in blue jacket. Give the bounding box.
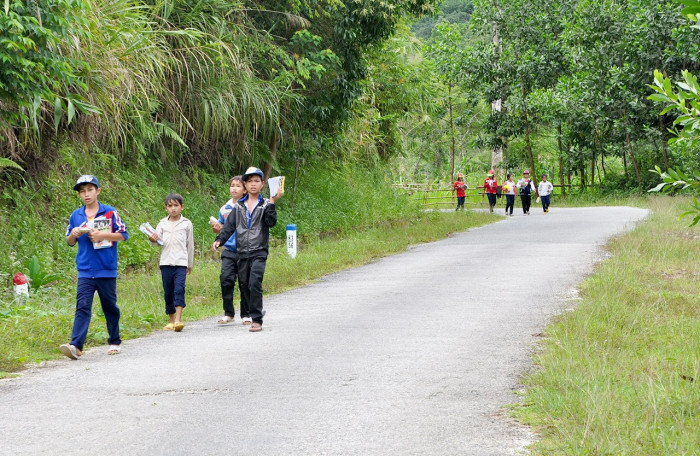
[60,175,128,359]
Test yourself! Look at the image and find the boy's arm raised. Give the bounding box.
[263,200,278,227]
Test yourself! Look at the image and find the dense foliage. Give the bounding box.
[391,0,700,191]
[0,0,438,176]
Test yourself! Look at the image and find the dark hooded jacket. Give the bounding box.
[215,194,277,259]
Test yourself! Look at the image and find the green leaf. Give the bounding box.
[680,6,700,15]
[647,93,671,102]
[67,99,75,125]
[4,0,8,15]
[53,97,63,132]
[648,183,666,192]
[0,157,23,170]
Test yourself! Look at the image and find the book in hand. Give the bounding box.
[91,216,113,249]
[268,176,285,198]
[139,222,164,245]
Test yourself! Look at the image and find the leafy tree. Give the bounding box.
[426,22,469,179]
[648,69,700,225]
[0,0,97,139]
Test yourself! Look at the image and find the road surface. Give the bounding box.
[0,207,648,455]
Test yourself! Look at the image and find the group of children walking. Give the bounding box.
[60,167,282,360]
[453,169,555,215]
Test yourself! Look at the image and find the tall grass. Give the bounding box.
[512,195,700,454]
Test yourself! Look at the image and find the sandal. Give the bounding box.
[59,344,80,360]
[249,322,262,332]
[241,317,252,325]
[217,315,234,325]
[107,345,121,355]
[163,323,175,330]
[173,322,185,332]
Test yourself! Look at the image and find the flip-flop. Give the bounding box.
[173,322,185,332]
[60,344,80,360]
[107,345,121,355]
[249,323,262,332]
[217,315,234,324]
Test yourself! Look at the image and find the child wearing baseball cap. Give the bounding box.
[212,167,283,332]
[60,175,128,359]
[453,173,467,211]
[483,170,498,213]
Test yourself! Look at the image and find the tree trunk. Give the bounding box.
[262,132,280,181]
[567,142,572,190]
[449,83,455,182]
[590,151,595,189]
[659,116,670,171]
[491,99,503,171]
[522,85,537,191]
[622,108,642,186]
[557,123,565,196]
[625,131,642,186]
[490,22,503,173]
[412,149,423,178]
[290,156,301,211]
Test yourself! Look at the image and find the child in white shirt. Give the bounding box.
[538,174,554,213]
[148,193,194,331]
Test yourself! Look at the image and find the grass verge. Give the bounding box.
[0,210,498,374]
[512,195,700,455]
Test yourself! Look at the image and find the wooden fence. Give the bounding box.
[394,183,572,208]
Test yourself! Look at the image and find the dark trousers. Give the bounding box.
[541,194,551,211]
[505,194,515,214]
[71,278,121,350]
[520,194,532,213]
[238,256,267,324]
[456,196,465,210]
[220,254,249,318]
[160,265,187,315]
[487,193,497,211]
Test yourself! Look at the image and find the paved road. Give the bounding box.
[0,207,648,456]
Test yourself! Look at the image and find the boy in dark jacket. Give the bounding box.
[212,167,283,332]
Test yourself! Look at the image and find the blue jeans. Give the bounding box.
[160,265,187,315]
[541,194,551,211]
[456,196,465,210]
[505,194,515,214]
[71,278,121,350]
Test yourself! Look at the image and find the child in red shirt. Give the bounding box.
[483,170,498,213]
[453,173,467,211]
